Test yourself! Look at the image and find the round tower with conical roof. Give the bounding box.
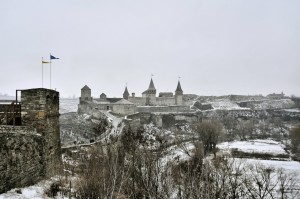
[175,81,183,105]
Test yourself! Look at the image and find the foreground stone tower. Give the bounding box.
[175,80,183,105]
[21,88,61,176]
[142,78,157,105]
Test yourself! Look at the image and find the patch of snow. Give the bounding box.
[217,139,287,156]
[284,108,300,113]
[206,99,249,110]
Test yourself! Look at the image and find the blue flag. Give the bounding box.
[50,54,59,60]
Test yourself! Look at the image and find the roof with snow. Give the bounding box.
[114,99,134,105]
[106,98,123,103]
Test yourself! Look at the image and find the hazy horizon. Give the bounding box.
[1,1,299,98]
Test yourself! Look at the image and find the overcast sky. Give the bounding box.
[1,0,299,98]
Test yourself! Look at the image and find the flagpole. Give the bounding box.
[42,57,44,88]
[50,53,51,89]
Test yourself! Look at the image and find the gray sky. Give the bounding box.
[1,0,299,98]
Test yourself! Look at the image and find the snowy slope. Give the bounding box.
[217,140,288,156]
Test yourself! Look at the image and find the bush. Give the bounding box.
[45,181,61,197]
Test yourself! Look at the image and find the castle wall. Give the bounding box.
[156,97,175,106]
[0,126,45,193]
[127,112,200,128]
[136,106,190,113]
[128,97,146,106]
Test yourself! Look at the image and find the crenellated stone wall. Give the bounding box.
[156,97,176,106]
[0,126,44,193]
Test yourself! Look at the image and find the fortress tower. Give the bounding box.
[142,78,157,105]
[175,80,183,105]
[21,88,61,176]
[80,85,92,102]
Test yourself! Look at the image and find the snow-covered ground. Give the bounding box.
[241,158,300,177]
[217,139,288,156]
[209,99,248,110]
[160,142,195,166]
[0,177,72,199]
[217,139,300,191]
[253,99,295,110]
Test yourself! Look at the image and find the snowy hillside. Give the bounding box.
[217,140,288,157]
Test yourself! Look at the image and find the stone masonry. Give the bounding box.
[21,88,61,177]
[0,126,44,193]
[0,88,62,193]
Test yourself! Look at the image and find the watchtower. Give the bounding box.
[80,85,92,102]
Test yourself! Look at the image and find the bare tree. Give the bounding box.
[277,168,300,199]
[290,124,300,153]
[196,120,223,156]
[242,164,278,199]
[222,115,238,141]
[236,119,255,141]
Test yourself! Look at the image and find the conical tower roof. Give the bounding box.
[123,86,129,95]
[148,78,156,90]
[142,78,156,94]
[175,81,183,92]
[123,86,129,99]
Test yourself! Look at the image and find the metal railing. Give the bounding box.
[0,101,21,125]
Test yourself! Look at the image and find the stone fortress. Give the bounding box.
[78,78,191,115]
[0,88,61,193]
